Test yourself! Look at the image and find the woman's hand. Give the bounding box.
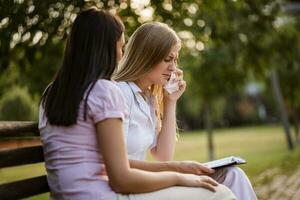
[177,173,218,192]
[168,160,215,176]
[164,69,186,102]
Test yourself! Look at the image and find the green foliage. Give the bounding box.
[1,0,299,128]
[0,62,20,93]
[0,86,38,120]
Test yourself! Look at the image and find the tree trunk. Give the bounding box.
[204,103,215,161]
[292,114,299,144]
[294,123,299,144]
[271,69,294,150]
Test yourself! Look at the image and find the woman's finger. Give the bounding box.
[175,77,183,82]
[198,164,215,174]
[198,181,217,192]
[176,69,183,78]
[203,176,219,186]
[187,162,202,174]
[178,81,186,90]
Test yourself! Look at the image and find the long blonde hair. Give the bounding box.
[113,22,181,131]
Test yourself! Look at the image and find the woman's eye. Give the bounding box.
[164,57,172,62]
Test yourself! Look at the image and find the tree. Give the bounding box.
[1,0,299,158]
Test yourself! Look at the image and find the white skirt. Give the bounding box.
[116,184,236,200]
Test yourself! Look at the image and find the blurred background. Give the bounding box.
[1,0,300,199]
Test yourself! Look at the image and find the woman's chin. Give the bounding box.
[153,79,168,86]
[161,80,168,86]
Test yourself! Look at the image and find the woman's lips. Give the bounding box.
[163,74,171,80]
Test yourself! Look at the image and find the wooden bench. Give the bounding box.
[0,121,49,200]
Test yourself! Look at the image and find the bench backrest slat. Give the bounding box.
[0,121,38,136]
[0,121,49,198]
[0,146,44,168]
[0,121,38,134]
[0,175,49,200]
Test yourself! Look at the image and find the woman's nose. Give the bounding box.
[168,63,176,71]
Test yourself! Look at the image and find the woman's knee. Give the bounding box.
[227,166,247,179]
[213,184,236,200]
[212,167,245,184]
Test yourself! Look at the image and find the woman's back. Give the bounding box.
[39,80,127,200]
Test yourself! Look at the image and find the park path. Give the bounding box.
[254,166,300,200]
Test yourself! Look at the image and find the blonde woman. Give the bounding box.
[114,22,257,200]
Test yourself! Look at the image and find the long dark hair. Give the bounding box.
[41,8,124,126]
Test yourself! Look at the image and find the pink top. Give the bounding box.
[39,80,127,200]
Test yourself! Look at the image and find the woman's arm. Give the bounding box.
[150,101,177,161]
[151,69,186,161]
[96,118,218,194]
[129,159,215,175]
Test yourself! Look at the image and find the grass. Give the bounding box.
[1,124,299,199]
[0,163,49,200]
[172,125,296,179]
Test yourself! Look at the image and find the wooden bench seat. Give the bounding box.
[0,121,49,200]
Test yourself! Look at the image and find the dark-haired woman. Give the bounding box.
[39,8,236,200]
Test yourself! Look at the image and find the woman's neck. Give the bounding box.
[134,79,151,93]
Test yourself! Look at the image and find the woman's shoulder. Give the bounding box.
[86,79,123,101]
[115,81,130,91]
[94,79,120,91]
[91,79,125,95]
[86,79,128,123]
[115,81,133,100]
